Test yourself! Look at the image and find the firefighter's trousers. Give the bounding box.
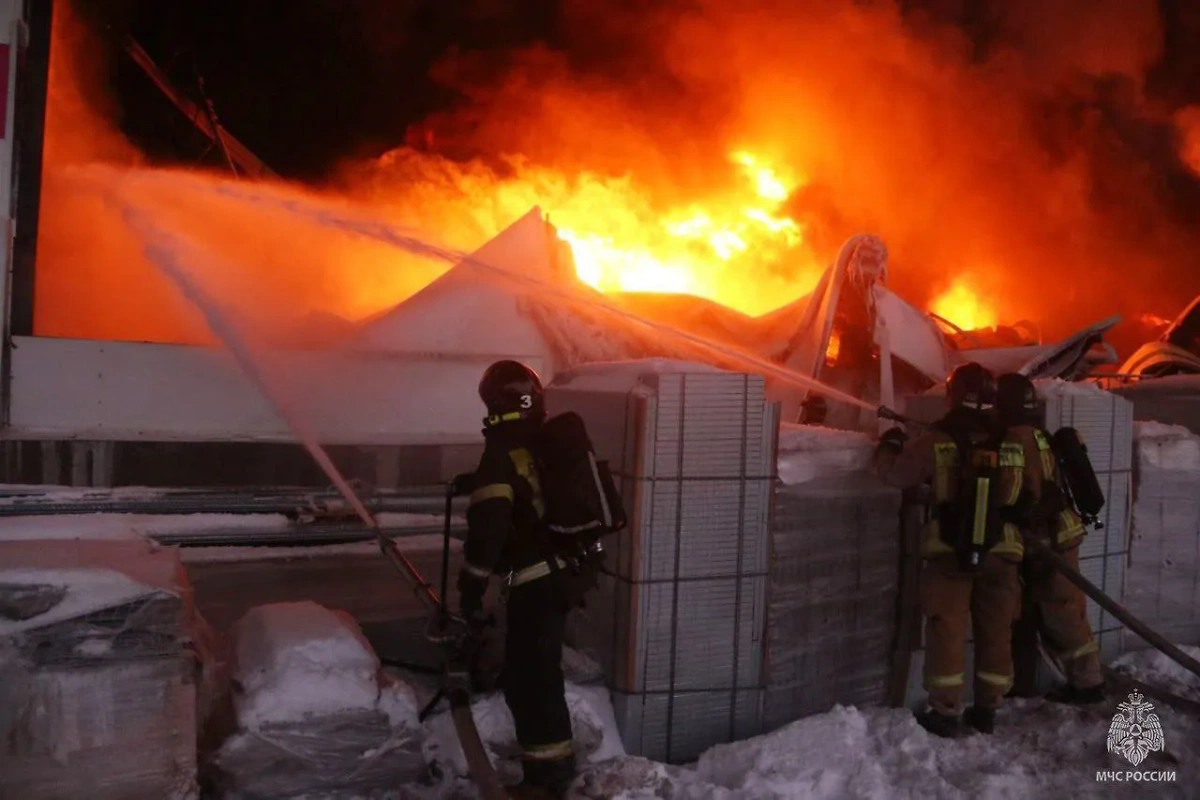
[1023,543,1103,689]
[503,575,575,788]
[920,554,1020,715]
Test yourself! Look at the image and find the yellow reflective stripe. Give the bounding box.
[522,740,574,761]
[462,562,492,580]
[1060,640,1099,661]
[977,671,1013,688]
[470,483,514,506]
[486,411,524,426]
[1033,430,1056,475]
[508,557,568,587]
[927,672,965,688]
[973,477,989,546]
[933,443,957,501]
[508,448,546,518]
[999,443,1025,468]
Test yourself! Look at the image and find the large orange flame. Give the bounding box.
[38,0,1199,350]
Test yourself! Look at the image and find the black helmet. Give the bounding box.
[996,372,1038,422]
[946,362,995,411]
[478,360,545,425]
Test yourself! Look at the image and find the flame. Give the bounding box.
[32,0,1196,350]
[555,149,802,305]
[929,280,999,332]
[1139,312,1171,328]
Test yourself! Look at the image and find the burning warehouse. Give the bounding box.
[2,1,1200,798]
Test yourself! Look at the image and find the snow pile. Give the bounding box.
[214,602,423,798]
[777,423,876,485]
[408,682,622,795]
[1112,646,1200,703]
[1134,421,1200,472]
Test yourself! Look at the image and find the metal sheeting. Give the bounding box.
[550,366,776,763]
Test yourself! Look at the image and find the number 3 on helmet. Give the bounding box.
[478,360,546,422]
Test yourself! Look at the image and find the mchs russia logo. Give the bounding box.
[1106,690,1165,767]
[1096,690,1175,784]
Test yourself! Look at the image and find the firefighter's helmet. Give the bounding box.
[478,360,545,424]
[946,362,996,411]
[996,372,1038,422]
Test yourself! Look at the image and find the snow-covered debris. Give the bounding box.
[1134,421,1200,472]
[215,601,423,798]
[777,423,875,485]
[0,567,175,639]
[1112,646,1200,703]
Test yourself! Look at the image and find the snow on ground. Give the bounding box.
[1112,646,1200,703]
[396,672,1200,799]
[230,601,417,729]
[0,510,452,545]
[0,567,170,637]
[1134,421,1200,472]
[776,423,875,485]
[572,696,1200,799]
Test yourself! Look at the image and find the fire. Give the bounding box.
[929,280,999,331]
[358,147,813,315]
[557,150,802,303]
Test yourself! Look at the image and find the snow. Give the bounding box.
[0,567,170,637]
[1134,421,1200,472]
[1112,646,1200,703]
[776,423,875,485]
[572,696,1200,799]
[408,681,624,796]
[179,534,463,564]
[0,511,451,544]
[230,601,418,730]
[1033,378,1110,398]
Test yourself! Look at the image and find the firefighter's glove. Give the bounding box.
[878,427,908,453]
[456,567,488,616]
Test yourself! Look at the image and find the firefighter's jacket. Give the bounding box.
[1006,423,1086,548]
[874,410,1026,560]
[459,419,548,599]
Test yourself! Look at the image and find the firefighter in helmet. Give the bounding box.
[457,360,575,797]
[874,362,1025,737]
[995,372,1105,704]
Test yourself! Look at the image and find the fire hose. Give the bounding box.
[1025,538,1200,683]
[878,407,1200,698]
[125,207,508,800]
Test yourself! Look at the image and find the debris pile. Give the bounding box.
[0,537,200,800]
[212,601,424,798]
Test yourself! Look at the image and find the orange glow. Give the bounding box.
[929,280,999,332]
[33,0,1190,348]
[555,150,804,304]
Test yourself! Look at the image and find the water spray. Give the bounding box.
[119,203,440,610]
[99,169,878,413]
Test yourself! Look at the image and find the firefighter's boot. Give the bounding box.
[1046,683,1105,705]
[915,709,967,739]
[963,705,996,734]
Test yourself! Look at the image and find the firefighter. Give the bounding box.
[995,372,1105,704]
[456,360,575,798]
[874,362,1025,737]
